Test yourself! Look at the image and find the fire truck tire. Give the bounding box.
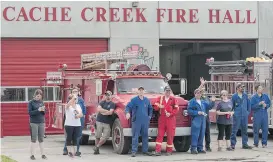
[80,134,89,145]
[173,136,191,152]
[112,119,130,154]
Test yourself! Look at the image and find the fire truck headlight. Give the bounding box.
[183,110,188,116]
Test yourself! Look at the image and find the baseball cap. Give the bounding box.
[138,86,144,90]
[164,86,171,91]
[105,90,112,96]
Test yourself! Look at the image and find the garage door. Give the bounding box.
[1,38,108,136]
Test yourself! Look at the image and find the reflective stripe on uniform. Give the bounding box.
[156,142,162,145]
[166,144,173,147]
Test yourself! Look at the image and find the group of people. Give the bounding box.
[27,79,271,159]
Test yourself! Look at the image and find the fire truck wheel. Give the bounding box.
[80,134,89,145]
[173,136,191,152]
[112,118,130,154]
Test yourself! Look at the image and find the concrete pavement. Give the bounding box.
[1,127,273,162]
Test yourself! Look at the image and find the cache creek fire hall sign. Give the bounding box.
[2,7,256,24]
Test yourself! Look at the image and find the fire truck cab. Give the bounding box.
[44,50,191,154]
[204,51,273,135]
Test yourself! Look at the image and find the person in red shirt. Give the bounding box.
[153,86,179,156]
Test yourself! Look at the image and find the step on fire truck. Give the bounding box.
[204,51,273,135]
[42,50,191,154]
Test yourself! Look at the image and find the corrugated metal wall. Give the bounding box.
[1,38,108,136]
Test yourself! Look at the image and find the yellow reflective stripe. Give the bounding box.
[156,142,162,145]
[166,144,173,147]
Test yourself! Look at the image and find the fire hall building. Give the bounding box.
[1,1,273,136]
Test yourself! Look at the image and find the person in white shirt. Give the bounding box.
[64,94,83,158]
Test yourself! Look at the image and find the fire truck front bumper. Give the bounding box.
[123,127,191,137]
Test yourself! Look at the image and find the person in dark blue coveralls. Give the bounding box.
[188,89,214,154]
[63,87,86,156]
[200,87,215,152]
[230,83,252,150]
[251,85,271,148]
[125,86,153,157]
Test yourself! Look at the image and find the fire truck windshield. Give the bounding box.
[116,78,169,94]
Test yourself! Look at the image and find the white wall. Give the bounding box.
[257,1,273,55]
[1,1,259,39]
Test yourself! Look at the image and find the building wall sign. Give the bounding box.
[2,7,256,24]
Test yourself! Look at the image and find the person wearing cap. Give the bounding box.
[93,90,116,154]
[125,86,153,157]
[230,83,252,150]
[153,86,179,156]
[251,85,271,148]
[187,89,212,154]
[200,87,215,152]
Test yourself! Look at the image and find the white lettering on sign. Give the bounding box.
[46,72,62,84]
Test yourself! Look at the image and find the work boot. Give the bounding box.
[198,150,206,154]
[93,146,100,154]
[143,152,152,156]
[153,151,161,156]
[262,145,267,148]
[63,149,68,155]
[191,150,198,154]
[30,155,35,160]
[131,152,136,157]
[253,144,258,148]
[226,147,233,151]
[242,145,252,149]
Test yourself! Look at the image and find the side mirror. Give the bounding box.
[95,79,102,96]
[180,79,187,95]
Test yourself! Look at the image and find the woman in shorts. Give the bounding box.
[216,90,234,151]
[64,94,83,157]
[28,89,47,160]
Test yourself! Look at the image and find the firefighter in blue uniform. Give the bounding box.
[251,85,271,148]
[188,89,214,154]
[230,83,252,150]
[125,86,153,157]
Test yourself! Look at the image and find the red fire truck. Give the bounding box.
[43,51,191,154]
[204,51,273,135]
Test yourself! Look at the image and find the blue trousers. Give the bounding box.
[253,111,268,146]
[191,116,206,151]
[231,115,248,147]
[131,121,149,153]
[64,117,85,152]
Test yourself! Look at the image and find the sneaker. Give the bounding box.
[93,146,100,155]
[30,155,35,160]
[41,155,47,159]
[206,147,212,152]
[231,145,235,150]
[131,152,136,157]
[153,151,161,156]
[253,144,258,148]
[262,145,267,148]
[242,145,252,149]
[75,152,81,157]
[143,152,152,156]
[63,150,68,155]
[166,152,172,156]
[191,150,198,154]
[226,147,234,151]
[198,150,206,154]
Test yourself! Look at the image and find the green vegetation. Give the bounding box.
[1,155,17,162]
